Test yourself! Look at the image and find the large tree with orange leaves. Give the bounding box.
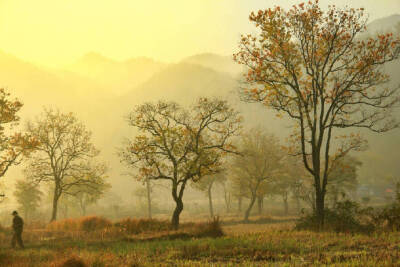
[120,98,241,229]
[234,0,400,227]
[0,88,38,181]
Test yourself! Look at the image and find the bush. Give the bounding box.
[296,200,375,233]
[114,218,171,234]
[47,218,80,231]
[192,216,224,238]
[367,184,400,231]
[80,216,112,232]
[47,216,112,232]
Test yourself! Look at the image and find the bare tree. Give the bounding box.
[25,108,108,221]
[13,180,43,220]
[231,130,283,221]
[192,172,226,218]
[120,98,241,229]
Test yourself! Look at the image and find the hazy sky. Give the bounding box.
[0,0,399,67]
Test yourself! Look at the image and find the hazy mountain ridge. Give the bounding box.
[65,52,166,96]
[366,14,400,34]
[180,53,243,77]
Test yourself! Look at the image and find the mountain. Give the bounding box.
[0,50,93,114]
[65,52,166,96]
[181,53,243,77]
[366,14,400,34]
[121,62,237,104]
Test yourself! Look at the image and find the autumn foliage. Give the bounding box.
[234,0,400,227]
[0,88,39,179]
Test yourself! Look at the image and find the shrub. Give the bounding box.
[114,218,171,234]
[47,216,112,232]
[367,183,400,231]
[296,200,375,233]
[192,216,224,238]
[80,216,112,232]
[47,218,80,231]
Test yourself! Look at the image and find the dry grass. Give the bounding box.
[1,215,400,266]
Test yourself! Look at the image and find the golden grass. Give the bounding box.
[1,215,400,266]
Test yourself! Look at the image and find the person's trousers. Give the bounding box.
[11,231,24,249]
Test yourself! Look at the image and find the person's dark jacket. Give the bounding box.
[12,215,23,232]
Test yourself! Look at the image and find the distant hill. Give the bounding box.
[65,52,166,96]
[181,53,243,77]
[121,62,237,104]
[0,50,93,113]
[366,14,400,34]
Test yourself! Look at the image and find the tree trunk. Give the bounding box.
[171,197,183,229]
[82,203,86,216]
[238,196,242,212]
[50,190,60,222]
[295,197,301,213]
[223,184,231,213]
[171,180,186,230]
[315,188,325,229]
[79,198,86,216]
[257,196,263,215]
[146,179,152,219]
[208,182,214,218]
[283,193,289,215]
[244,194,257,222]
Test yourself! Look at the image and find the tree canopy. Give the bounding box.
[234,0,400,227]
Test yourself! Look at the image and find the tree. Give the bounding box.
[271,155,308,215]
[326,155,361,206]
[234,0,400,227]
[0,89,38,183]
[192,172,226,218]
[25,108,108,221]
[219,174,232,213]
[231,130,283,221]
[133,178,154,218]
[120,98,241,229]
[71,173,111,216]
[13,180,43,220]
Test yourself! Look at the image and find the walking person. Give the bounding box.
[11,210,24,249]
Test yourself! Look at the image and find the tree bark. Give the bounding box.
[244,194,257,222]
[315,187,325,229]
[257,196,263,215]
[283,193,289,215]
[223,184,231,213]
[50,188,60,222]
[146,178,152,219]
[171,181,186,229]
[207,182,214,218]
[171,197,183,229]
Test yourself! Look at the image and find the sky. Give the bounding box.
[0,0,399,67]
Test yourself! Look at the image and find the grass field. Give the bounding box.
[1,217,400,267]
